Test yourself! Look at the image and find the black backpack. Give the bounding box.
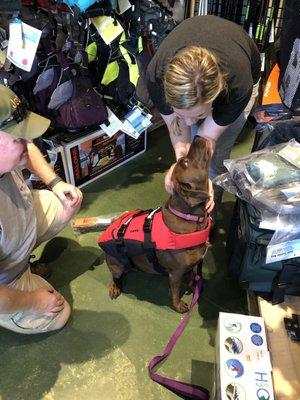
[227,118,300,303]
[227,199,300,304]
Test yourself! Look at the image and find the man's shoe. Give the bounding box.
[29,257,52,279]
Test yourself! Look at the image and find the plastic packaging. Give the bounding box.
[214,139,300,214]
[214,139,300,263]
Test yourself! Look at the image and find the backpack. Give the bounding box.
[227,116,300,303]
[226,199,300,304]
[252,117,300,152]
[48,51,108,131]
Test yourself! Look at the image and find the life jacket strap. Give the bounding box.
[143,208,167,275]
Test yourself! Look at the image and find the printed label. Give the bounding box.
[224,337,243,354]
[225,359,244,378]
[224,317,242,333]
[225,382,246,400]
[250,323,262,333]
[278,143,300,169]
[266,239,300,264]
[251,335,264,346]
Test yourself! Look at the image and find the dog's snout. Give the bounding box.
[187,136,212,166]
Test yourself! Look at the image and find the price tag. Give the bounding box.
[7,20,41,72]
[118,0,132,14]
[9,18,23,49]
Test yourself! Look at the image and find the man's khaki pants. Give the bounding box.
[0,190,77,334]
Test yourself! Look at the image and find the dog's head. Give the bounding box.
[171,136,212,207]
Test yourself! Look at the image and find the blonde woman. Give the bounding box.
[145,15,261,214]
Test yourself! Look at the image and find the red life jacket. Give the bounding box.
[98,208,211,270]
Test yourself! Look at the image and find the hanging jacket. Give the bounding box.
[98,208,211,270]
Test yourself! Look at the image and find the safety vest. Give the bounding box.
[98,208,211,272]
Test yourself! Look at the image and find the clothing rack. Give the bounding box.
[188,0,285,52]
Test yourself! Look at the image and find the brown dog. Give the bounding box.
[99,136,212,313]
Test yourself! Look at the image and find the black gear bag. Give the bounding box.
[227,117,300,304]
[227,199,300,304]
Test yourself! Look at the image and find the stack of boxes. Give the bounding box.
[63,129,147,188]
[24,130,147,189]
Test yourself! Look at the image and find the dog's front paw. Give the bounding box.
[173,300,189,313]
[109,283,121,299]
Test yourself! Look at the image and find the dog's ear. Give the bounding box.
[187,136,212,167]
[173,178,210,207]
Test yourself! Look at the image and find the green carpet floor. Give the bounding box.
[0,124,254,400]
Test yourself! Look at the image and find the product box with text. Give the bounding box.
[63,129,147,188]
[23,137,70,189]
[214,312,274,400]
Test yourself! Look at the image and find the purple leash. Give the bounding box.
[148,274,209,399]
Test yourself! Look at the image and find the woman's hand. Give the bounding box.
[205,179,215,214]
[165,163,176,194]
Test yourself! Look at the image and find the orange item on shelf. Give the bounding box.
[262,63,282,105]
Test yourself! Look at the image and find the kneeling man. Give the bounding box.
[0,84,82,334]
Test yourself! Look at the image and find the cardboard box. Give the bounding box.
[214,312,274,400]
[23,137,70,190]
[258,296,300,399]
[63,129,147,188]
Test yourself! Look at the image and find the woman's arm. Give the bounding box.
[196,110,229,152]
[160,113,192,160]
[160,113,192,194]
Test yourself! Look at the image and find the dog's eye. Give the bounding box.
[180,182,192,190]
[178,157,189,169]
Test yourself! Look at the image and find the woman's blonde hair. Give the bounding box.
[163,46,227,134]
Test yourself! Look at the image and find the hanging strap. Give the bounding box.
[143,207,166,275]
[148,274,209,399]
[115,208,153,250]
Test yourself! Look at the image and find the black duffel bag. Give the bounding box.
[227,199,300,304]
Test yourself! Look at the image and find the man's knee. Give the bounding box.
[35,190,81,244]
[0,298,71,335]
[48,299,71,332]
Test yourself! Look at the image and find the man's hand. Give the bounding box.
[206,179,215,214]
[30,287,65,317]
[165,163,176,194]
[52,181,83,207]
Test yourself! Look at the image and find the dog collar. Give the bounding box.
[168,205,205,222]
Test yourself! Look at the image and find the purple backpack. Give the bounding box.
[32,29,61,116]
[48,51,108,131]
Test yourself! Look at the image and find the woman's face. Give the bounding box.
[173,102,213,126]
